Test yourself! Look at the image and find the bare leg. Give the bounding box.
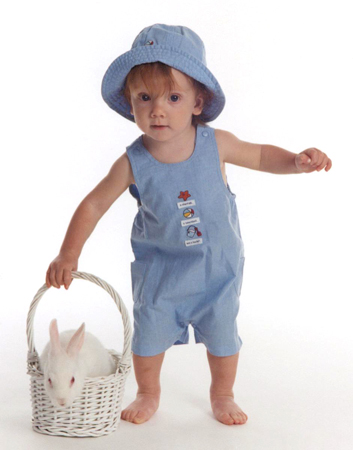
[121,351,165,424]
[207,350,248,425]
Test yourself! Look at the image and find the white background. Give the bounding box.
[1,0,352,449]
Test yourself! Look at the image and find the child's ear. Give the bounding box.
[193,94,204,116]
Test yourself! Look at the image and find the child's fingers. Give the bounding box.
[304,148,326,167]
[57,268,65,289]
[310,153,319,166]
[297,154,316,172]
[49,268,61,289]
[298,154,311,166]
[46,267,59,288]
[325,159,332,171]
[46,268,51,288]
[316,156,328,171]
[63,269,72,289]
[307,148,322,165]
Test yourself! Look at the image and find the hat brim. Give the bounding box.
[101,45,225,122]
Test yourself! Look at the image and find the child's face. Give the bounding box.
[128,68,204,141]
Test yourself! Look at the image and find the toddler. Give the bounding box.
[46,24,332,426]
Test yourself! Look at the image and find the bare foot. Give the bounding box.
[121,393,160,424]
[210,395,248,425]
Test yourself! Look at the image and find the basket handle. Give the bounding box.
[26,271,132,369]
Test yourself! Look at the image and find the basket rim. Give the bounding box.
[27,348,130,379]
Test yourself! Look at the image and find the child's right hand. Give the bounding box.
[46,252,78,290]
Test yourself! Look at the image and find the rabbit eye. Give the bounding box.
[48,378,52,386]
[70,377,75,386]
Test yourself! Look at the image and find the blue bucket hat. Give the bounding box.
[101,24,225,122]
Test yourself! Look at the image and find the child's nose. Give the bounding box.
[151,98,166,116]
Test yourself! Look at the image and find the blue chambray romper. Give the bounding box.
[126,123,245,357]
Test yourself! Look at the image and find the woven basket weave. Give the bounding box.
[26,271,132,437]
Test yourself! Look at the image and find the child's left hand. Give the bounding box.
[295,148,332,173]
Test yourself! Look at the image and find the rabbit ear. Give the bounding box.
[49,318,62,355]
[66,322,85,358]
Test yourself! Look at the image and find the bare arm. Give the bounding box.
[60,152,134,257]
[215,129,331,174]
[215,129,298,173]
[215,129,262,171]
[216,129,298,173]
[46,151,134,289]
[259,144,300,174]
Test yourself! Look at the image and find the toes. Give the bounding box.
[121,408,133,422]
[120,409,148,424]
[219,413,235,425]
[230,412,247,424]
[133,411,147,424]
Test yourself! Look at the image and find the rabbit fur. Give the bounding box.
[40,318,116,408]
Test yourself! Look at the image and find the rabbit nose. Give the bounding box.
[58,398,66,406]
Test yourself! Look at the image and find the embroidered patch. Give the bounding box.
[181,217,200,227]
[186,225,202,238]
[178,191,191,201]
[185,238,203,246]
[183,208,194,218]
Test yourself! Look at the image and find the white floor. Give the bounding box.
[1,318,353,450]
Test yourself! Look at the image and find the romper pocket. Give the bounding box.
[236,257,245,297]
[130,261,147,304]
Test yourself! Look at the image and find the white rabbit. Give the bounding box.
[40,318,116,408]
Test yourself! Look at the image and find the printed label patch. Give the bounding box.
[177,199,196,209]
[185,238,203,246]
[181,217,200,227]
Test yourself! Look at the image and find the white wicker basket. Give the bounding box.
[26,271,132,437]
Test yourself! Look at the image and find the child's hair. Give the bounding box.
[122,62,215,126]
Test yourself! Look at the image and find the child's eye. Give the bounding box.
[140,94,150,101]
[170,94,180,102]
